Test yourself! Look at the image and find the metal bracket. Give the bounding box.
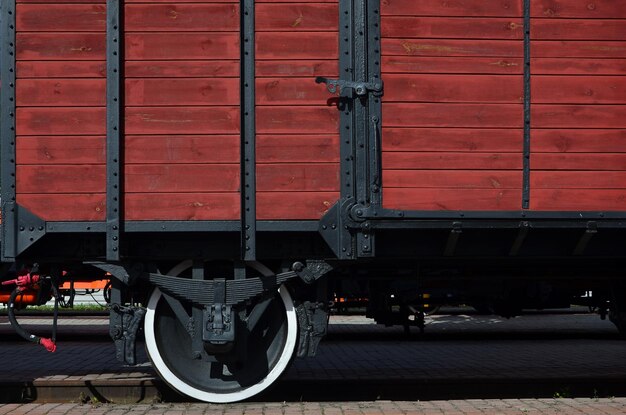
[319,200,355,259]
[109,293,145,366]
[85,261,135,285]
[444,222,463,257]
[296,301,328,358]
[573,221,598,256]
[202,279,235,344]
[203,304,235,344]
[509,221,530,256]
[291,260,334,284]
[1,204,47,259]
[315,77,383,98]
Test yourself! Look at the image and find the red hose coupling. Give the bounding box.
[2,273,41,287]
[39,338,57,353]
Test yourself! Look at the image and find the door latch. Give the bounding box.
[315,77,383,98]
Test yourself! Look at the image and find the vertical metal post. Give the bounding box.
[367,0,383,208]
[1,0,17,260]
[106,0,122,261]
[339,0,355,201]
[522,0,531,209]
[241,0,256,260]
[353,0,368,210]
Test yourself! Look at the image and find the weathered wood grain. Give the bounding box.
[383,103,523,128]
[257,192,338,219]
[124,4,239,32]
[385,74,523,103]
[382,128,523,152]
[257,164,339,191]
[383,188,521,211]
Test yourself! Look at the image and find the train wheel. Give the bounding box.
[144,261,298,403]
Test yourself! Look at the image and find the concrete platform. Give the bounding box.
[1,311,625,404]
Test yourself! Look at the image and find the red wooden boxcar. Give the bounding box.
[2,0,626,403]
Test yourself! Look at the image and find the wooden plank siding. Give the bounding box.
[121,2,241,220]
[255,1,340,220]
[380,0,525,211]
[529,0,626,211]
[15,1,243,221]
[15,1,107,220]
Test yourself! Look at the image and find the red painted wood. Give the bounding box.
[532,19,626,41]
[533,41,626,58]
[17,79,105,106]
[382,128,523,152]
[383,152,522,170]
[17,165,105,193]
[125,165,239,192]
[256,33,337,60]
[125,135,240,164]
[531,58,626,75]
[124,107,239,135]
[530,0,626,18]
[532,76,626,104]
[531,105,626,128]
[256,106,339,134]
[530,189,626,211]
[257,192,338,220]
[532,171,626,188]
[125,33,239,60]
[17,108,105,135]
[257,164,339,191]
[382,17,523,39]
[385,74,523,103]
[18,0,105,3]
[124,4,239,32]
[383,103,523,128]
[384,170,522,189]
[17,136,105,164]
[125,61,239,78]
[383,188,521,211]
[380,0,523,17]
[17,4,105,31]
[125,78,239,106]
[382,56,524,74]
[256,78,332,105]
[17,33,105,60]
[257,0,336,2]
[382,39,522,57]
[18,164,241,193]
[17,194,105,221]
[257,135,339,163]
[256,4,338,31]
[532,129,626,153]
[533,154,626,171]
[125,193,240,221]
[125,0,239,2]
[16,135,240,165]
[17,61,106,78]
[256,60,337,77]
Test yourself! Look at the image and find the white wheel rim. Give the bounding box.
[144,262,298,403]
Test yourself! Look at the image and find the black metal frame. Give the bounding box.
[241,0,256,260]
[522,0,531,209]
[106,0,122,261]
[316,0,626,259]
[1,0,16,261]
[4,0,626,265]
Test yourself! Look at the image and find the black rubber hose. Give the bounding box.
[7,281,59,352]
[7,288,40,344]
